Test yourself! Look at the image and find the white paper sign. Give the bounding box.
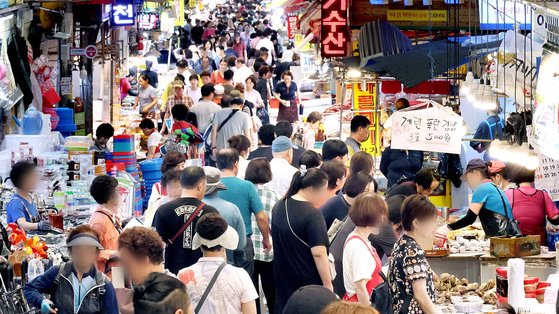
[535,154,559,201]
[391,107,463,154]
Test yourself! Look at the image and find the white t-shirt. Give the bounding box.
[178,257,258,314]
[342,232,376,297]
[147,132,162,148]
[234,66,254,86]
[187,87,202,105]
[255,38,274,64]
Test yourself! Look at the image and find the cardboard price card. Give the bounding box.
[391,107,463,154]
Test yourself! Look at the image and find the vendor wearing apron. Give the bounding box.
[6,161,51,232]
[448,159,517,237]
[273,71,301,124]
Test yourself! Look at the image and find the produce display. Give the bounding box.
[435,273,497,305]
[449,236,490,254]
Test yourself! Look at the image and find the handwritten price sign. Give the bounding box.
[391,107,463,154]
[535,154,559,201]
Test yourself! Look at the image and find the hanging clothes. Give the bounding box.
[7,32,33,107]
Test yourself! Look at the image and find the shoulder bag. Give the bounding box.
[217,109,238,132]
[491,184,522,236]
[194,262,227,313]
[285,199,337,279]
[167,203,206,245]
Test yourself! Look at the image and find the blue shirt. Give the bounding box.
[7,194,38,224]
[274,81,298,101]
[219,177,263,236]
[203,194,247,249]
[471,182,513,217]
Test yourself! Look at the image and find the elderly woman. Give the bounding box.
[389,195,439,313]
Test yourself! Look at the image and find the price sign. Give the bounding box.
[391,107,463,154]
[535,154,559,201]
[321,0,348,58]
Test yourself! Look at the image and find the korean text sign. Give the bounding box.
[112,0,135,26]
[321,0,348,58]
[391,107,463,154]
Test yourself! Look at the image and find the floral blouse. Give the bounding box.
[388,235,436,314]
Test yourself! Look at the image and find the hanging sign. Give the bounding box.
[320,0,349,58]
[69,45,97,59]
[391,106,463,154]
[535,154,559,201]
[287,15,299,40]
[112,0,135,26]
[387,10,447,22]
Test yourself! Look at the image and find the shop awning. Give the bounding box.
[284,0,310,13]
[298,1,320,36]
[358,21,412,65]
[362,38,502,88]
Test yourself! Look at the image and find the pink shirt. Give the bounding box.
[506,186,559,243]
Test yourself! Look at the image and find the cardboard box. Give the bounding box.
[490,235,541,258]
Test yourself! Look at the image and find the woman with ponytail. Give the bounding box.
[448,159,517,237]
[272,166,332,313]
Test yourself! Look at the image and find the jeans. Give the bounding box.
[241,236,255,276]
[252,260,276,314]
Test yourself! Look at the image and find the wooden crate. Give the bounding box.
[490,235,541,258]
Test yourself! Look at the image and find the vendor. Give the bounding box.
[487,160,516,191]
[88,175,123,273]
[345,116,371,157]
[380,146,424,189]
[273,71,301,124]
[470,104,504,161]
[385,168,441,199]
[23,225,118,314]
[93,123,115,154]
[6,161,51,232]
[134,74,158,119]
[448,159,517,237]
[139,118,162,160]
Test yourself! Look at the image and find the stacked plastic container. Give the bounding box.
[139,158,162,210]
[54,108,77,137]
[112,134,142,212]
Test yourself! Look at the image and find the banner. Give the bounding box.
[287,15,298,40]
[320,0,349,58]
[535,154,559,201]
[391,107,463,154]
[387,10,447,22]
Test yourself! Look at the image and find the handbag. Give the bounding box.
[491,184,522,236]
[285,200,337,279]
[256,107,270,125]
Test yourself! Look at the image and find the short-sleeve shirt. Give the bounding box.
[272,198,329,313]
[252,185,280,262]
[138,85,158,113]
[147,132,162,148]
[389,235,436,314]
[212,109,251,150]
[274,81,298,101]
[7,194,38,224]
[178,257,258,314]
[342,232,377,296]
[219,177,264,236]
[320,195,351,230]
[153,197,218,274]
[472,182,513,217]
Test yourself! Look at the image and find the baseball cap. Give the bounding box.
[487,160,506,174]
[272,136,296,153]
[214,85,224,95]
[461,158,487,180]
[203,167,227,195]
[282,285,338,314]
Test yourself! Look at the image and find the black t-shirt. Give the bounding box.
[191,26,204,44]
[248,146,273,161]
[385,181,417,199]
[320,195,350,230]
[153,197,218,274]
[272,198,329,313]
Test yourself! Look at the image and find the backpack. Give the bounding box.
[292,127,305,148]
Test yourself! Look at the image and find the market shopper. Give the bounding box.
[244,76,264,109]
[272,167,331,313]
[255,66,272,112]
[345,116,371,157]
[190,83,222,133]
[448,159,517,237]
[349,151,374,176]
[233,33,248,61]
[235,59,254,86]
[134,74,159,119]
[195,56,214,75]
[145,170,182,227]
[170,104,199,134]
[342,193,387,305]
[93,123,115,154]
[228,135,251,179]
[6,161,51,232]
[152,166,219,274]
[24,225,118,314]
[141,60,158,88]
[244,158,279,314]
[385,168,441,199]
[216,148,271,275]
[299,150,323,169]
[275,121,305,166]
[248,124,275,161]
[162,80,194,133]
[146,152,186,222]
[282,285,338,314]
[319,160,348,207]
[299,111,322,150]
[178,213,258,314]
[89,175,123,273]
[264,136,298,197]
[322,139,349,163]
[211,97,253,152]
[211,58,228,85]
[505,166,559,243]
[389,195,438,314]
[139,118,162,159]
[380,145,424,189]
[273,71,301,123]
[201,166,247,266]
[186,74,202,105]
[133,272,192,314]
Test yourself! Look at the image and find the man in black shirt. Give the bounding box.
[255,66,272,111]
[248,124,275,161]
[275,121,305,167]
[385,168,441,199]
[153,166,218,274]
[191,19,204,45]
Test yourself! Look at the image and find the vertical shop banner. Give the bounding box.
[112,0,135,26]
[352,83,380,156]
[287,15,299,40]
[321,0,348,58]
[391,107,463,154]
[535,154,559,201]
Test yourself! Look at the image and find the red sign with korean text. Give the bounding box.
[287,15,299,40]
[321,0,348,58]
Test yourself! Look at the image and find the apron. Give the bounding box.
[277,98,299,123]
[342,235,383,302]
